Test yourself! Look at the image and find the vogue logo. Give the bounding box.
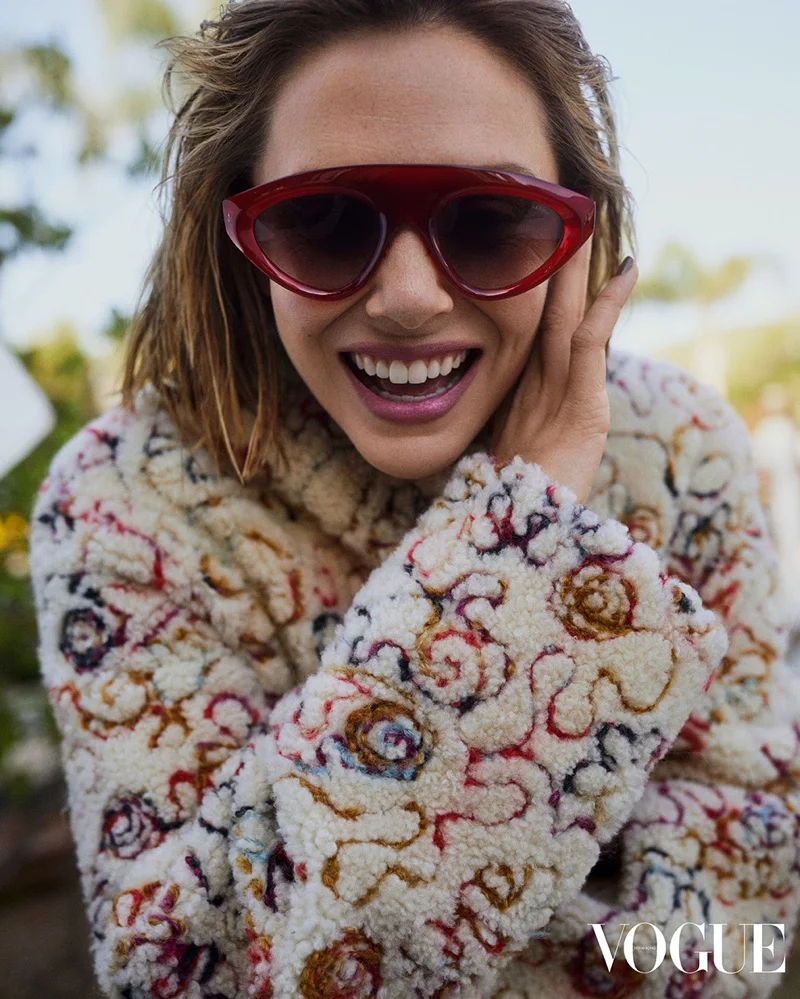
[590,922,786,975]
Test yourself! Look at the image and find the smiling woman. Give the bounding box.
[247,28,572,478]
[27,2,800,998]
[119,1,633,484]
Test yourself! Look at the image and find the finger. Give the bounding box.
[540,234,594,339]
[536,235,594,399]
[564,260,638,409]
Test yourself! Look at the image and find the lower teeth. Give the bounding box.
[373,376,463,402]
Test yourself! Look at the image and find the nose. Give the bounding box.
[364,227,454,329]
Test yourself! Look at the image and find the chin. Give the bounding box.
[355,439,461,481]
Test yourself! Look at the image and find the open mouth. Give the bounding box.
[342,348,482,402]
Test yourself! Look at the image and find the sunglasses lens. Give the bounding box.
[435,194,564,290]
[254,193,380,292]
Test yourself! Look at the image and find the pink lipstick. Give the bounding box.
[340,349,482,423]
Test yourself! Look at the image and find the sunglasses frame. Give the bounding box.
[222,163,596,301]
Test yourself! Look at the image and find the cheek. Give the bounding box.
[522,281,550,326]
[269,286,335,354]
[270,285,307,339]
[486,282,549,357]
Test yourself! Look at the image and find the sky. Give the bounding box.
[1,0,799,357]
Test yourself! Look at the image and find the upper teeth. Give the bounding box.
[351,349,470,385]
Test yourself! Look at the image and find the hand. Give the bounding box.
[489,240,638,503]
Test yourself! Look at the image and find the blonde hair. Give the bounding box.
[121,0,636,481]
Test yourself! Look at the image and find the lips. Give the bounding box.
[339,348,482,423]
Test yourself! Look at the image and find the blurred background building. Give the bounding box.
[0,0,798,994]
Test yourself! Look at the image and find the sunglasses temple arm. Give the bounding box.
[222,203,244,253]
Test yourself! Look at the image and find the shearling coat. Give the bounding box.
[30,348,800,998]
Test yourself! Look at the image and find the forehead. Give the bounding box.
[256,25,559,185]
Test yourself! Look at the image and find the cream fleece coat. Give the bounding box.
[30,348,800,998]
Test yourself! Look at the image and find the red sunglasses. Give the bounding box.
[222,163,595,302]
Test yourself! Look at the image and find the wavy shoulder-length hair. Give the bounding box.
[121,0,636,482]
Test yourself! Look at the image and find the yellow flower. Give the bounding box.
[0,513,29,552]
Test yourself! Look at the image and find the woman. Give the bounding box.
[29,1,800,996]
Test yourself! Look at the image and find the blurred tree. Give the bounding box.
[0,42,84,789]
[634,243,769,397]
[0,0,209,794]
[0,44,75,265]
[98,0,181,41]
[91,0,212,173]
[0,328,96,798]
[658,315,800,428]
[0,328,96,684]
[634,242,759,311]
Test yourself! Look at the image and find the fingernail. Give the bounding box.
[616,256,635,277]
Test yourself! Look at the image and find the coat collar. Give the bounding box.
[263,359,493,567]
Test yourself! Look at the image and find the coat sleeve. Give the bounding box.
[491,383,800,999]
[30,414,726,999]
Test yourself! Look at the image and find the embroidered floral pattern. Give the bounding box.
[59,596,127,673]
[28,351,800,998]
[100,795,170,860]
[551,563,637,641]
[299,929,383,998]
[336,699,432,780]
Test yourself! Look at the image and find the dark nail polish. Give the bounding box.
[616,256,634,276]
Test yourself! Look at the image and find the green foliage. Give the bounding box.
[127,131,163,177]
[0,1,209,795]
[0,570,38,687]
[719,318,800,416]
[0,330,98,788]
[0,328,97,688]
[0,205,71,266]
[635,242,760,309]
[657,315,800,425]
[0,688,20,768]
[0,44,75,108]
[98,0,181,41]
[0,45,76,264]
[21,44,74,107]
[77,107,110,165]
[103,308,132,341]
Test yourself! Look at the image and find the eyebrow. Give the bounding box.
[479,162,540,178]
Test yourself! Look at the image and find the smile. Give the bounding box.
[339,348,483,423]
